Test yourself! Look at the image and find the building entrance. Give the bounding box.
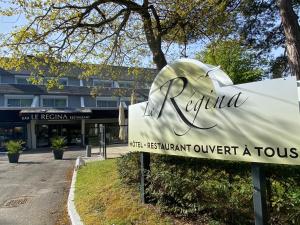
[36,123,82,147]
[0,122,27,151]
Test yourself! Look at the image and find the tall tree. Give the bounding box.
[277,0,300,80]
[0,0,238,72]
[238,0,300,79]
[198,40,263,84]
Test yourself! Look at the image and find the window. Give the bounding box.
[42,96,68,107]
[0,124,26,149]
[59,78,68,86]
[15,76,29,84]
[5,96,33,107]
[93,79,114,87]
[117,81,134,88]
[96,98,118,108]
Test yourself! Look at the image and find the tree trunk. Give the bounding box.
[277,0,300,80]
[141,11,167,70]
[150,44,168,71]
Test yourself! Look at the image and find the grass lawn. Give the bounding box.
[74,159,173,225]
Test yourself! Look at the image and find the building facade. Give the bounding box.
[0,65,154,150]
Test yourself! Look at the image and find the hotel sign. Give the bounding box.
[21,113,90,121]
[128,59,300,165]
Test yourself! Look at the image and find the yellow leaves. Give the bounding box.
[12,26,38,43]
[27,75,43,85]
[0,8,16,16]
[49,11,59,21]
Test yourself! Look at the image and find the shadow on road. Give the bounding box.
[22,147,84,155]
[17,161,43,164]
[60,157,78,161]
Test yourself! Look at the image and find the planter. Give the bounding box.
[53,150,64,160]
[8,153,20,163]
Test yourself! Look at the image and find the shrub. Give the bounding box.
[264,164,300,225]
[117,153,300,224]
[116,152,140,186]
[5,140,24,154]
[147,155,253,224]
[50,136,66,151]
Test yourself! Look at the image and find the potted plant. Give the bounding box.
[51,136,66,160]
[5,140,24,163]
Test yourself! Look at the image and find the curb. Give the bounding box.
[68,168,84,225]
[68,157,104,225]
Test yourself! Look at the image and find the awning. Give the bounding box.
[19,108,92,121]
[20,108,92,114]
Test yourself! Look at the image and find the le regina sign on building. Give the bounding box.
[128,59,300,165]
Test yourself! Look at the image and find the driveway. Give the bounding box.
[0,148,84,225]
[91,144,130,158]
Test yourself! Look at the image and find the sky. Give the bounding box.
[0,1,26,32]
[0,14,25,31]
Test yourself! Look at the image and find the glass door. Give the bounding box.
[36,124,49,147]
[37,123,82,147]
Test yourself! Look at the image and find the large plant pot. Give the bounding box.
[8,153,20,163]
[53,150,64,160]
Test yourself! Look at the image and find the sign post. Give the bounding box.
[99,124,107,159]
[252,163,267,225]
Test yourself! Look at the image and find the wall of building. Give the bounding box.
[85,96,96,107]
[68,96,81,108]
[1,73,15,84]
[85,79,93,87]
[0,95,4,106]
[68,77,80,86]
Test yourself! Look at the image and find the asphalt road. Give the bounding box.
[0,148,84,225]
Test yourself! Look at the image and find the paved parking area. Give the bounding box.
[92,144,130,158]
[0,148,84,225]
[0,144,130,225]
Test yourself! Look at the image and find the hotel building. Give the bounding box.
[0,64,154,150]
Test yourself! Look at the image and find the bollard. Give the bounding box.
[85,145,91,157]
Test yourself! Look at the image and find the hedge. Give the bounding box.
[117,152,300,225]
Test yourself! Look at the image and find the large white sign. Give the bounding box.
[129,59,300,165]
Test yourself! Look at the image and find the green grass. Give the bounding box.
[74,159,173,225]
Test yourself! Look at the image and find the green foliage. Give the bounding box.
[50,136,66,151]
[198,40,264,84]
[264,164,300,225]
[160,0,237,44]
[117,153,300,225]
[5,140,24,154]
[237,0,291,54]
[147,155,253,224]
[116,152,140,186]
[270,55,289,79]
[0,0,241,72]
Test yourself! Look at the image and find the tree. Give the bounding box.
[0,0,238,73]
[198,40,263,84]
[2,1,298,82]
[277,0,300,80]
[238,0,300,79]
[270,55,289,78]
